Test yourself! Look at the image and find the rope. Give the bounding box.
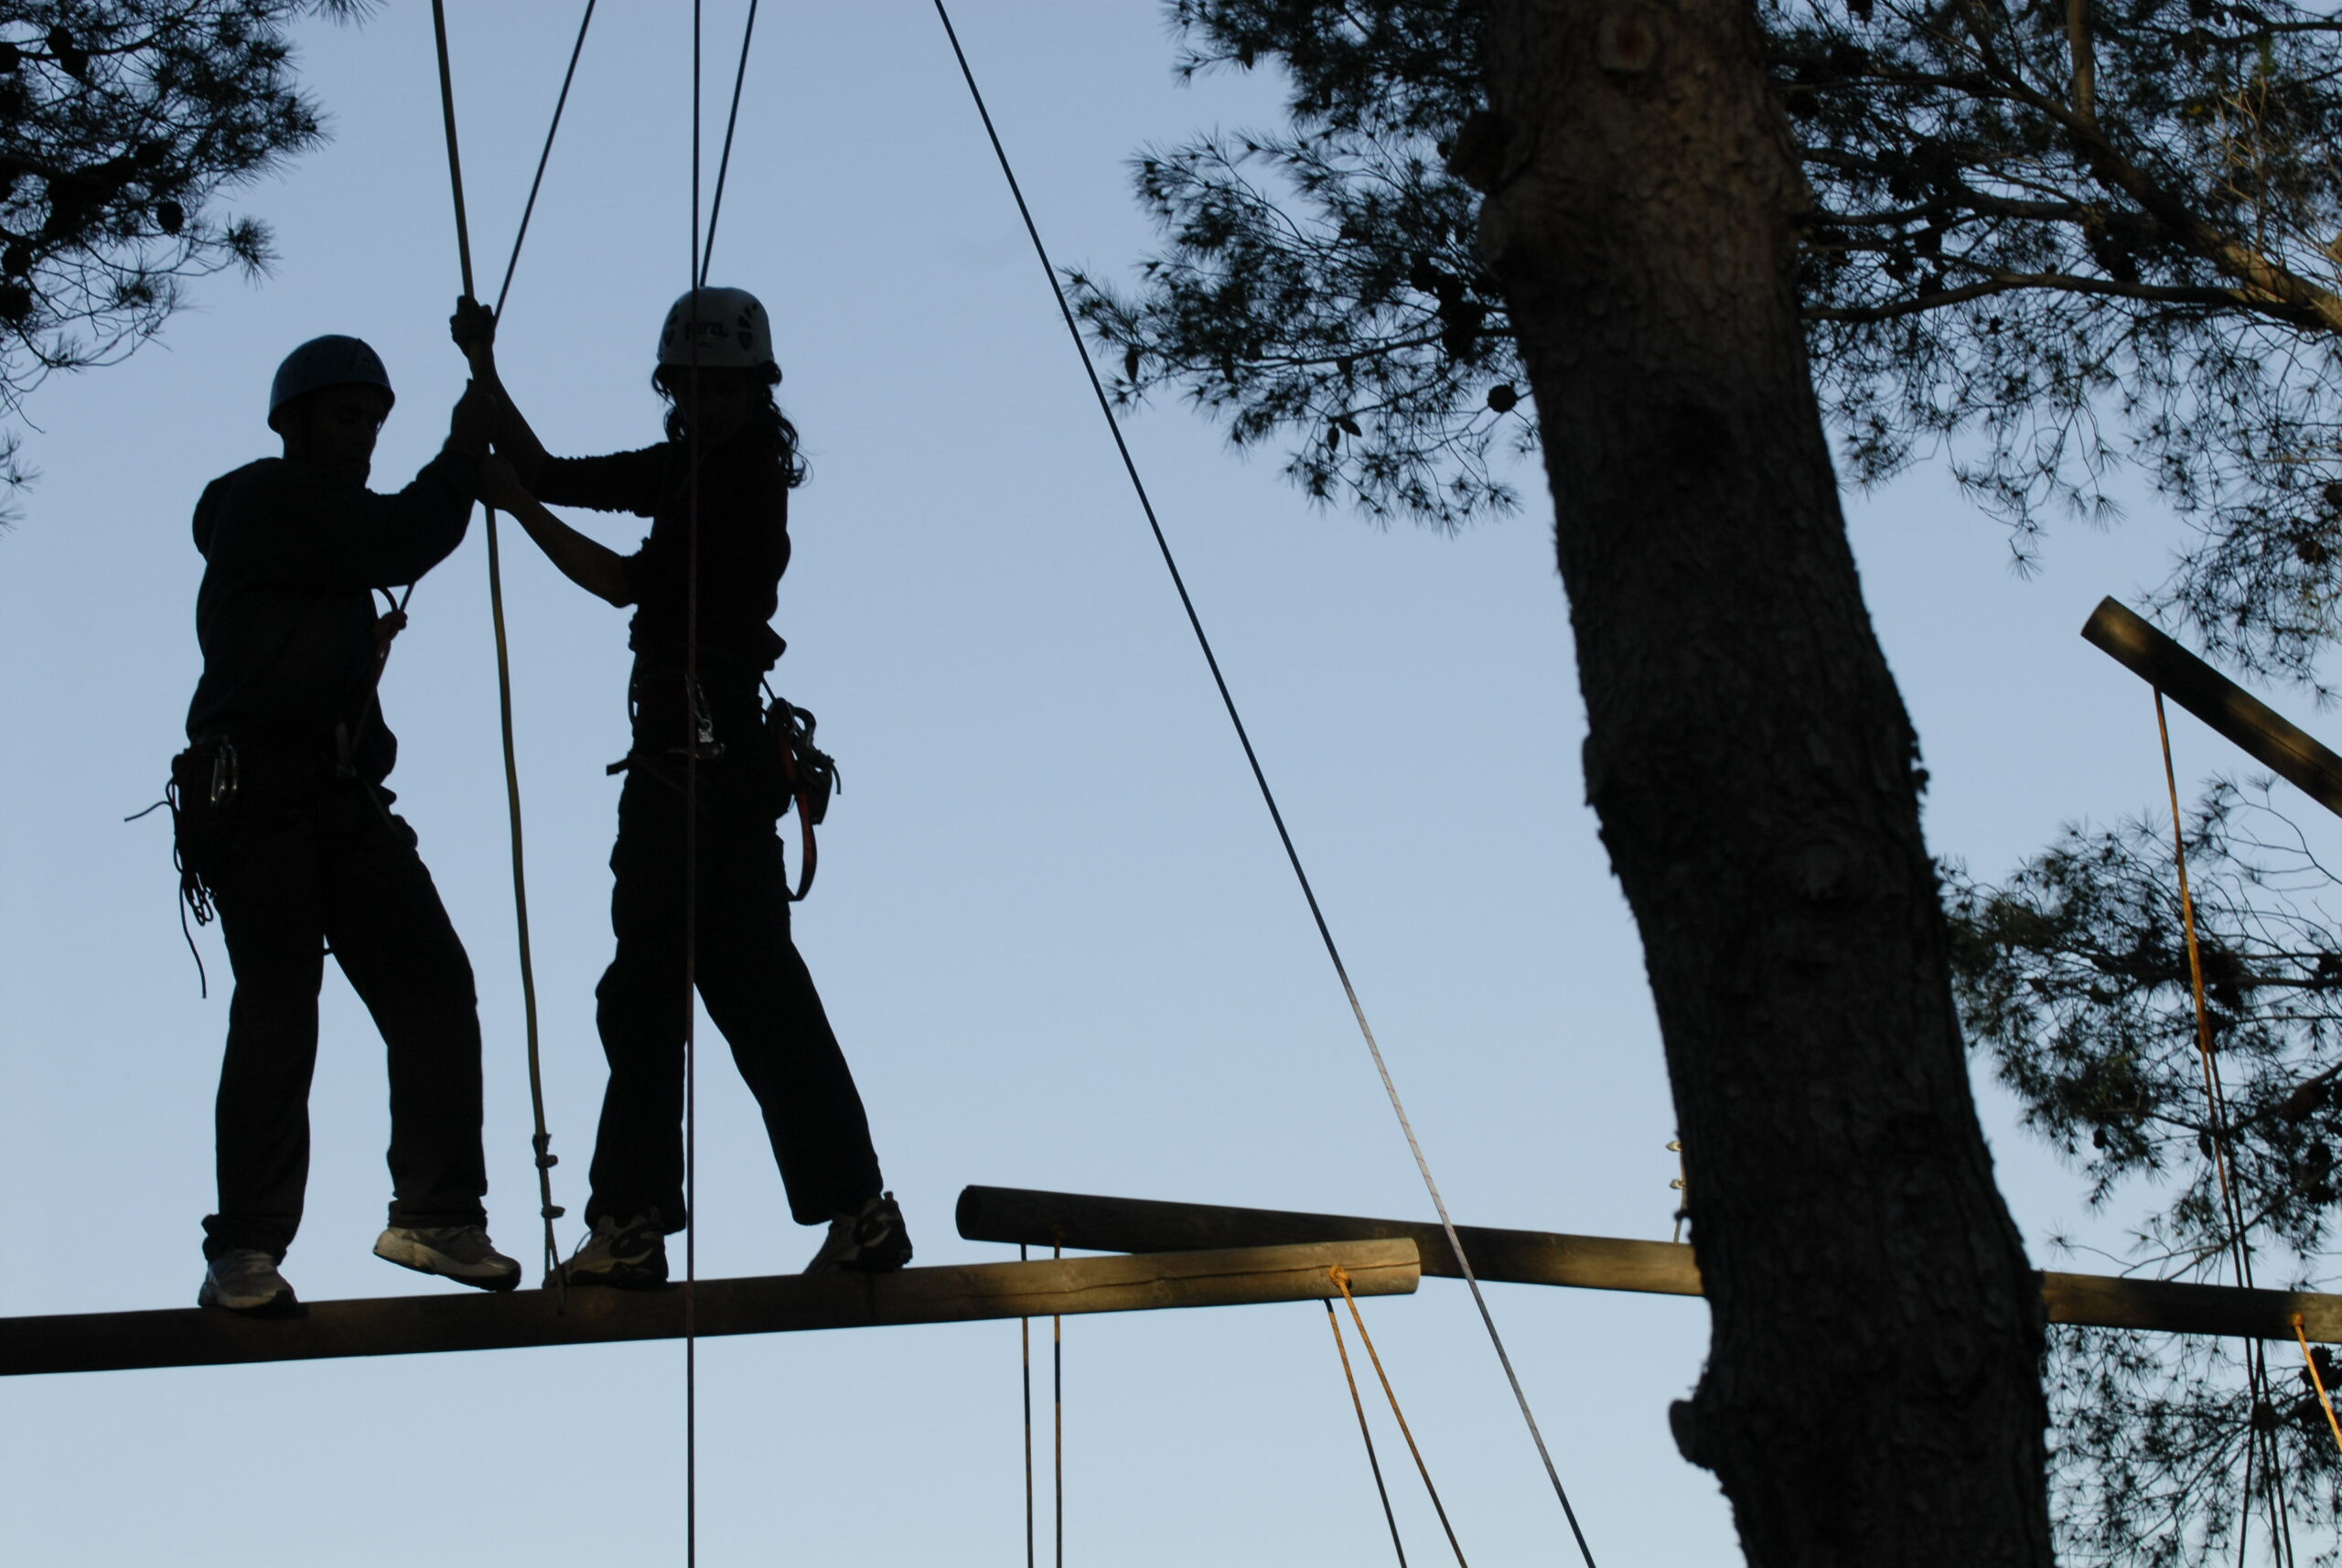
[428,0,567,1293]
[1332,1266,1469,1568]
[1325,1298,1410,1567]
[1054,1237,1066,1568]
[927,10,1595,1561]
[699,0,760,288]
[2292,1316,2342,1456]
[491,0,598,321]
[1022,1243,1037,1568]
[682,3,706,1560]
[2152,691,2298,1566]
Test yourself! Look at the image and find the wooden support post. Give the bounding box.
[0,1240,1419,1379]
[957,1186,2342,1344]
[2081,596,2342,820]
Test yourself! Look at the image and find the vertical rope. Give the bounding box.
[1331,1267,1469,1567]
[428,0,565,1291]
[682,7,705,1564]
[1022,1242,1036,1568]
[1053,1237,1064,1568]
[699,0,760,287]
[1325,1299,1410,1567]
[2153,691,2298,1568]
[926,11,1594,1562]
[2154,692,2256,1288]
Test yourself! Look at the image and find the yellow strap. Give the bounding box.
[2292,1314,2342,1455]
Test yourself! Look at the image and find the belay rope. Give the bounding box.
[2152,688,2300,1563]
[429,0,605,1294]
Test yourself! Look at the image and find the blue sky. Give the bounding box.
[0,5,2269,1563]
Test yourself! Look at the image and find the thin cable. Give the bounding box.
[1053,1237,1064,1568]
[2155,690,2256,1289]
[928,10,1595,1561]
[430,0,565,1290]
[2154,691,2298,1568]
[491,0,598,319]
[1333,1268,1469,1568]
[428,1,476,304]
[682,5,705,1563]
[1022,1243,1036,1568]
[699,0,760,287]
[1326,1299,1410,1568]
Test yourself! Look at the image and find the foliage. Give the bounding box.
[1948,780,2342,1563]
[1066,2,1522,527]
[2049,1324,2338,1568]
[1080,0,2342,687]
[0,1,361,513]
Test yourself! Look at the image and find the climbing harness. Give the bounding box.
[929,8,1597,1563]
[763,686,839,900]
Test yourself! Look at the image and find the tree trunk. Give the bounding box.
[1469,4,2052,1563]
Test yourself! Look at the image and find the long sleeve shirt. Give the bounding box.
[184,449,477,784]
[532,436,792,682]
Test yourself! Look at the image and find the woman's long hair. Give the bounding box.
[652,361,807,489]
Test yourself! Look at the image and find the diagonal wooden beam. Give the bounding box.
[956,1186,2342,1344]
[2081,596,2342,820]
[0,1240,1420,1378]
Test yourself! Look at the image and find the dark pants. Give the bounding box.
[178,755,489,1262]
[587,760,882,1230]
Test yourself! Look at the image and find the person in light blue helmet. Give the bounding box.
[173,329,523,1315]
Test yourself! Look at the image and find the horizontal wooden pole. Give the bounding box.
[959,1186,1701,1295]
[0,1240,1420,1378]
[958,1186,2342,1344]
[2082,596,2342,820]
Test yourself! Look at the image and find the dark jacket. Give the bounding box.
[184,450,478,784]
[534,436,791,682]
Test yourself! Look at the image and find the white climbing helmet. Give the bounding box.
[267,335,394,431]
[657,285,774,370]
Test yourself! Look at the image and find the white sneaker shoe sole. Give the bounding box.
[372,1230,522,1291]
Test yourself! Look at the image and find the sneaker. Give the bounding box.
[198,1248,300,1316]
[803,1191,913,1275]
[373,1225,522,1292]
[551,1213,669,1289]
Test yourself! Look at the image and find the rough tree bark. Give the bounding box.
[1467,3,2052,1563]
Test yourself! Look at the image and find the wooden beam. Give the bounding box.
[0,1240,1420,1378]
[957,1184,1698,1295]
[957,1186,2342,1344]
[2081,596,2342,820]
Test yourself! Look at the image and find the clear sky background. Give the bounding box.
[0,5,2286,1565]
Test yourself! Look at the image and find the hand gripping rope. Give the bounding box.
[929,8,1599,1562]
[427,0,604,1297]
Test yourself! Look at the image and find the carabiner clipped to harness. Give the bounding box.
[764,688,838,901]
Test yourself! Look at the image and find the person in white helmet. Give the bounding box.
[452,288,909,1283]
[174,333,522,1314]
